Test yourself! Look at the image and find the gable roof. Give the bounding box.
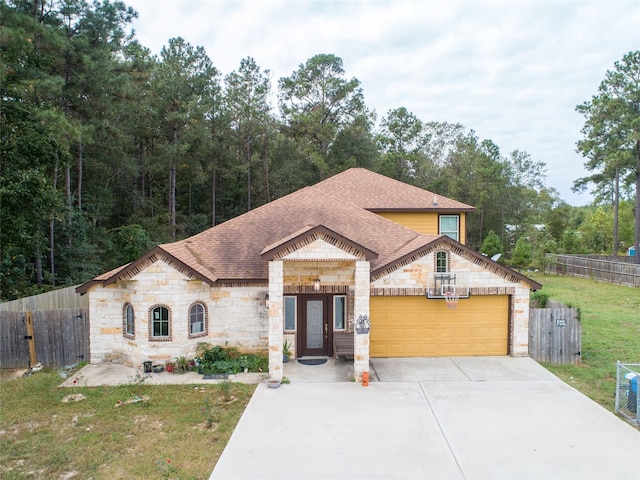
[77,168,538,294]
[309,168,475,212]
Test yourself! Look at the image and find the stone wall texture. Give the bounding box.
[89,260,268,366]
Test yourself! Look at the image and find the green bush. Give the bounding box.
[531,291,550,308]
[198,346,267,375]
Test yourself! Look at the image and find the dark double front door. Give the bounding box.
[297,295,332,357]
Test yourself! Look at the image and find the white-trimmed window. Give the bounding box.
[439,215,459,241]
[284,296,296,331]
[334,295,346,330]
[149,305,171,340]
[436,251,448,273]
[123,303,135,338]
[189,302,207,338]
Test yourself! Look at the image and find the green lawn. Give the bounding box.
[0,373,255,479]
[528,272,640,410]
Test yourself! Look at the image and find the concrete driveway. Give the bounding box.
[210,357,640,480]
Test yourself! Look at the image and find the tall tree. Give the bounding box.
[224,57,272,211]
[376,107,425,182]
[503,149,547,237]
[151,37,218,240]
[278,53,366,178]
[575,51,640,262]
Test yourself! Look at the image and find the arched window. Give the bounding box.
[189,302,207,337]
[436,251,448,273]
[150,305,171,340]
[123,303,135,338]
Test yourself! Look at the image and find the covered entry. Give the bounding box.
[370,295,509,357]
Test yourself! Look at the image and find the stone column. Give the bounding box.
[353,260,370,381]
[268,260,284,380]
[511,286,530,356]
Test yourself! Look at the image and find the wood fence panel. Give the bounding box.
[0,311,30,368]
[545,254,640,287]
[0,285,88,312]
[0,309,89,368]
[529,304,581,364]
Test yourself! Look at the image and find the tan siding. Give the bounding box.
[375,212,438,235]
[370,295,508,357]
[375,212,467,244]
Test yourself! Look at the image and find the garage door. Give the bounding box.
[370,295,509,357]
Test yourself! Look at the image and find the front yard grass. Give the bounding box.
[0,371,255,479]
[528,272,640,410]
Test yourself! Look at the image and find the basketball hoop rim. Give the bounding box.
[443,290,460,308]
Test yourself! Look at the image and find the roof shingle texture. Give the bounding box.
[310,168,475,211]
[163,185,440,280]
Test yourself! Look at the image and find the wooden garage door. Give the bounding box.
[370,296,509,357]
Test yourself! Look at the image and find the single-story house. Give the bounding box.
[77,168,541,381]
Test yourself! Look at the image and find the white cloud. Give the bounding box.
[126,0,640,206]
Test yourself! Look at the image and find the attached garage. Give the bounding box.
[370,295,509,357]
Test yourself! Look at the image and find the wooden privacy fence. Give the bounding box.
[0,308,89,368]
[0,285,88,312]
[544,254,640,287]
[529,300,581,364]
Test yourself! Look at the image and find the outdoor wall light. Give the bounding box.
[355,314,371,334]
[264,293,269,310]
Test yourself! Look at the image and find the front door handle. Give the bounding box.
[324,323,328,339]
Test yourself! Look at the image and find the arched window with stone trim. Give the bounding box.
[123,303,135,338]
[435,250,449,272]
[189,302,208,338]
[149,305,171,341]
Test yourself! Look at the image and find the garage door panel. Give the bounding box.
[370,296,508,357]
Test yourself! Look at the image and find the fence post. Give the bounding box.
[615,360,621,414]
[24,311,37,367]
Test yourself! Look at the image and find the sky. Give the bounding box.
[123,0,640,206]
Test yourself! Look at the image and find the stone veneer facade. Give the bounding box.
[87,239,531,372]
[88,259,268,367]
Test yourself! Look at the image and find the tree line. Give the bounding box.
[1,0,638,301]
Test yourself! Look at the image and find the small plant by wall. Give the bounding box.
[196,345,268,375]
[530,291,550,308]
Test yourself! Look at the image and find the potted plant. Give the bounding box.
[165,361,176,373]
[175,356,189,373]
[266,377,281,388]
[282,339,292,363]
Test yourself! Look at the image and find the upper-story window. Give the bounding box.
[123,303,135,338]
[436,251,448,273]
[189,302,207,338]
[150,305,171,341]
[439,215,459,241]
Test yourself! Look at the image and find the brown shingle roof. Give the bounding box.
[164,186,431,280]
[309,168,475,212]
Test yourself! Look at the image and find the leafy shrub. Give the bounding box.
[531,291,550,308]
[197,345,267,375]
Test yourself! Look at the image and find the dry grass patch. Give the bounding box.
[0,370,255,479]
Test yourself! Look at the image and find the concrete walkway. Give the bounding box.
[210,357,640,480]
[60,357,354,387]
